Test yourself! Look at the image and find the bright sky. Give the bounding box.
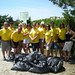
[0,0,64,21]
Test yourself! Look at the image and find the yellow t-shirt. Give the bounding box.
[45,30,52,43]
[0,28,12,40]
[11,30,23,42]
[38,27,45,39]
[50,27,58,42]
[22,28,27,33]
[8,27,14,33]
[29,28,39,43]
[57,28,66,40]
[23,28,30,39]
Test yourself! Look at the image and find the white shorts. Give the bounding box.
[23,39,30,44]
[63,41,73,52]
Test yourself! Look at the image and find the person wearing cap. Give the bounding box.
[11,26,23,55]
[0,22,12,60]
[29,22,39,51]
[23,24,31,53]
[38,21,45,54]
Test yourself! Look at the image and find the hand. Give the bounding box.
[70,38,72,40]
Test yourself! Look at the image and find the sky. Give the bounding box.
[0,0,64,21]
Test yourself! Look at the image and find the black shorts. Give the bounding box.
[12,41,19,48]
[58,38,65,43]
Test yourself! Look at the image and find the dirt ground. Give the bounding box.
[0,48,75,75]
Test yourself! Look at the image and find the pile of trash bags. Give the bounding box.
[11,51,65,74]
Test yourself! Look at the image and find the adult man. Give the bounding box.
[0,22,12,60]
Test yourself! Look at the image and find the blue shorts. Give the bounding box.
[51,42,59,49]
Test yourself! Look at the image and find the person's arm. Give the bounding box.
[11,40,15,48]
[29,35,34,41]
[70,30,75,40]
[48,36,53,44]
[32,33,39,41]
[23,32,29,36]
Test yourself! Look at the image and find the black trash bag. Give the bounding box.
[26,51,41,62]
[11,54,30,71]
[11,61,30,71]
[29,66,49,74]
[28,52,49,74]
[13,53,28,64]
[29,60,49,74]
[47,57,63,73]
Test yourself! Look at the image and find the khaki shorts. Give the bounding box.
[1,40,11,51]
[63,41,73,52]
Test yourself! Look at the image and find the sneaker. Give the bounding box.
[7,57,11,61]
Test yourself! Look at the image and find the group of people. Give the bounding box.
[0,21,75,62]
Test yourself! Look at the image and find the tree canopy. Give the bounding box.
[49,0,75,31]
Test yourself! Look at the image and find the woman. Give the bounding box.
[44,25,52,57]
[57,23,66,57]
[11,26,23,55]
[29,22,39,52]
[38,21,45,54]
[62,25,75,61]
[23,24,31,53]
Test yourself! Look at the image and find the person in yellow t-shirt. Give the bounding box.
[29,22,39,51]
[11,27,23,55]
[45,25,53,57]
[23,24,31,53]
[22,23,27,33]
[50,21,59,57]
[0,22,12,60]
[15,23,24,53]
[38,21,45,54]
[8,22,14,33]
[57,23,66,57]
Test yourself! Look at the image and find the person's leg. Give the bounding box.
[13,42,19,55]
[39,39,44,54]
[67,51,70,61]
[26,43,31,53]
[54,42,59,57]
[6,41,12,60]
[1,41,7,60]
[54,49,58,57]
[59,43,63,57]
[51,42,55,57]
[46,43,49,57]
[32,43,36,51]
[22,44,27,53]
[18,41,22,54]
[36,43,39,52]
[2,50,6,60]
[63,51,68,61]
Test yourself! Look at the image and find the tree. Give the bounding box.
[0,15,13,28]
[49,0,75,9]
[49,0,75,31]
